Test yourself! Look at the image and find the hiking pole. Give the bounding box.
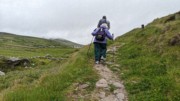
[112,34,115,63]
[87,36,94,57]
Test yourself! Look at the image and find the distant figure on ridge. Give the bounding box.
[141,24,144,29]
[97,16,110,29]
[92,23,114,64]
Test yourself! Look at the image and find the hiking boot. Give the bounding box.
[95,61,99,64]
[101,56,106,61]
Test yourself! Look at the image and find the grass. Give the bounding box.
[0,47,75,58]
[0,32,98,101]
[0,46,98,101]
[107,12,180,101]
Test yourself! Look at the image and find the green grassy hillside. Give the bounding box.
[0,32,83,57]
[1,47,97,101]
[0,33,97,101]
[0,32,69,47]
[108,11,180,100]
[1,12,180,101]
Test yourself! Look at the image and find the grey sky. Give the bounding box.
[0,0,180,45]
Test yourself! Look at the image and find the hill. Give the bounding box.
[0,32,82,57]
[0,31,99,101]
[0,32,80,76]
[52,38,83,48]
[0,32,82,49]
[0,32,92,101]
[107,11,180,100]
[0,11,180,101]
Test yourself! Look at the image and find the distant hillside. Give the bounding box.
[109,11,180,101]
[0,32,81,58]
[52,39,83,48]
[0,32,82,48]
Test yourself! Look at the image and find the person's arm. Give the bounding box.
[92,28,100,36]
[105,29,113,40]
[107,21,110,29]
[97,20,101,28]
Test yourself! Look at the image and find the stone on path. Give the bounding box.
[96,79,108,88]
[92,56,128,101]
[99,92,106,99]
[116,93,125,100]
[113,82,124,88]
[79,84,89,89]
[101,95,118,101]
[0,71,5,76]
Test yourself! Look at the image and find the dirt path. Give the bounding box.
[68,45,128,101]
[90,45,128,101]
[91,63,128,101]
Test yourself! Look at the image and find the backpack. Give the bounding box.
[95,28,106,41]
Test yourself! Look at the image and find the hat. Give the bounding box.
[100,23,108,29]
[102,16,106,19]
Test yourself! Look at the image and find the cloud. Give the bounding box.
[0,0,180,45]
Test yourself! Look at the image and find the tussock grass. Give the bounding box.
[0,33,97,101]
[109,12,180,101]
[1,46,98,101]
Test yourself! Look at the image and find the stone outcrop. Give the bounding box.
[6,57,30,68]
[0,57,30,72]
[169,34,180,46]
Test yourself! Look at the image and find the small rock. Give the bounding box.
[113,82,124,88]
[113,89,122,94]
[106,49,112,53]
[169,33,180,46]
[116,93,125,100]
[8,57,20,61]
[99,92,106,98]
[0,71,5,76]
[79,84,89,89]
[101,95,117,101]
[96,79,108,88]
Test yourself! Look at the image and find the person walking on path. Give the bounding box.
[97,16,110,29]
[91,24,114,64]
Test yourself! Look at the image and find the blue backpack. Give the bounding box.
[95,28,106,41]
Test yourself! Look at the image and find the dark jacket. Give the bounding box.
[97,18,110,29]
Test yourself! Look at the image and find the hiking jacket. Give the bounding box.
[97,18,110,29]
[92,26,113,44]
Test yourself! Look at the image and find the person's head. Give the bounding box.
[102,16,106,19]
[100,23,108,29]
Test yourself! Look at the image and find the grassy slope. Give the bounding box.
[109,12,180,100]
[0,32,74,58]
[0,33,98,101]
[0,33,69,48]
[0,45,98,101]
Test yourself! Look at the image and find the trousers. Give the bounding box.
[94,42,107,61]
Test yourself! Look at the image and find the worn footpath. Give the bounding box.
[91,46,128,101]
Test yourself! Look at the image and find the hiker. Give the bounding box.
[92,24,114,64]
[97,16,110,29]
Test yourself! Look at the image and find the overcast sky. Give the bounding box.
[0,0,180,45]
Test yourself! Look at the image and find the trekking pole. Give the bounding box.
[87,36,94,57]
[112,34,115,62]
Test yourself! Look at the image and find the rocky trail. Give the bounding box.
[91,64,128,101]
[91,46,128,101]
[68,45,128,101]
